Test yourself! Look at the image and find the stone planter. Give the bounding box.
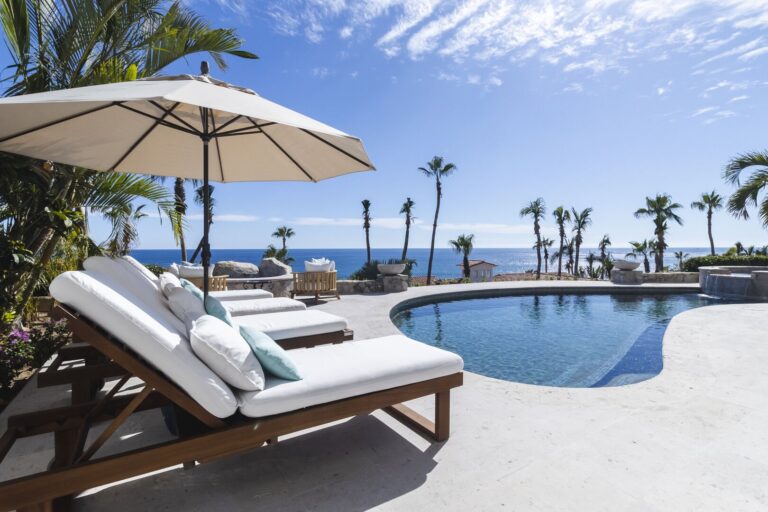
[613,259,641,271]
[377,263,406,275]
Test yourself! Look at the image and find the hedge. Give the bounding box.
[682,255,768,272]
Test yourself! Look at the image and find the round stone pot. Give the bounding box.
[377,263,406,275]
[613,259,641,271]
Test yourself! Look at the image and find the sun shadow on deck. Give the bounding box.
[76,414,442,511]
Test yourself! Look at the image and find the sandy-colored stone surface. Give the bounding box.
[2,281,766,511]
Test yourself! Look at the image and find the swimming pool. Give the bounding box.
[392,293,735,388]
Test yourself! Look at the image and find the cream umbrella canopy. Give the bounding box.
[0,63,375,296]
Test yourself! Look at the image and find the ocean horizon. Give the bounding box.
[131,247,720,279]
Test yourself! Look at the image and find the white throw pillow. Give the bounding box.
[118,255,161,289]
[159,272,182,298]
[168,287,206,331]
[177,264,215,278]
[304,260,332,272]
[190,315,265,391]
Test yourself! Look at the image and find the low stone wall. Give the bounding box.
[338,275,409,294]
[611,271,699,285]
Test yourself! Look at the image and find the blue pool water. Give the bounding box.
[392,293,735,388]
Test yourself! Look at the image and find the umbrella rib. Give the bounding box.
[210,115,226,181]
[149,100,201,134]
[109,102,181,172]
[0,102,120,144]
[299,129,373,169]
[247,118,316,182]
[215,125,262,137]
[116,104,201,137]
[210,115,244,136]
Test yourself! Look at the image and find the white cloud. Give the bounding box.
[739,46,768,60]
[339,26,353,39]
[488,76,503,86]
[312,67,332,78]
[656,81,672,95]
[564,59,609,73]
[704,110,737,124]
[729,94,749,102]
[692,106,717,117]
[563,82,584,93]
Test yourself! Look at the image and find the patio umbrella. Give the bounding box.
[0,62,374,296]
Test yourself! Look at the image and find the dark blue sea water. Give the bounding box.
[131,247,718,279]
[392,293,734,387]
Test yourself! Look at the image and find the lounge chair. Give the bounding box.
[291,270,339,302]
[0,269,463,511]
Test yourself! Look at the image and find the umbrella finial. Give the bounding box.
[200,61,210,76]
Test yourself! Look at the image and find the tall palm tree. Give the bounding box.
[449,234,475,279]
[263,245,295,265]
[102,204,148,256]
[552,206,571,278]
[189,184,215,263]
[598,234,611,279]
[571,207,593,276]
[724,151,768,227]
[674,250,689,270]
[400,197,415,262]
[626,240,652,273]
[361,199,372,264]
[540,238,554,274]
[634,194,683,272]
[565,238,575,275]
[272,226,295,250]
[690,190,723,256]
[520,198,546,279]
[0,0,256,317]
[419,156,456,285]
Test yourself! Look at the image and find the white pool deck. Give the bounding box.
[2,281,767,511]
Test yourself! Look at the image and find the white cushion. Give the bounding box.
[210,289,274,301]
[82,257,186,336]
[117,255,161,290]
[190,316,265,391]
[233,310,348,340]
[225,298,306,317]
[304,260,332,272]
[49,271,238,418]
[177,264,214,278]
[168,287,206,331]
[159,272,182,298]
[238,335,463,417]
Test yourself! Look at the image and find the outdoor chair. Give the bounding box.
[0,267,463,512]
[291,270,339,302]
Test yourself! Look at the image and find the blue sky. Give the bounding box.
[7,0,768,249]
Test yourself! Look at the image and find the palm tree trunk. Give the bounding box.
[544,250,549,274]
[656,235,664,272]
[174,178,187,262]
[557,230,564,278]
[643,255,650,273]
[427,180,441,285]
[282,236,287,251]
[463,254,470,278]
[365,227,371,264]
[15,231,62,316]
[707,210,715,256]
[534,222,541,280]
[402,221,410,262]
[574,239,581,276]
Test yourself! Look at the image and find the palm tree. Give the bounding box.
[566,238,575,275]
[272,226,295,251]
[419,156,457,285]
[690,191,723,256]
[626,240,653,273]
[541,238,554,274]
[0,0,256,317]
[598,234,611,279]
[585,252,597,277]
[674,250,689,270]
[400,197,415,262]
[361,199,372,264]
[571,207,593,276]
[263,245,295,265]
[189,184,215,263]
[449,234,475,279]
[520,198,546,279]
[552,206,571,278]
[724,151,768,227]
[634,194,683,272]
[102,205,148,256]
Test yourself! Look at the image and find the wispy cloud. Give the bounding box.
[692,106,717,117]
[729,94,749,102]
[292,216,419,229]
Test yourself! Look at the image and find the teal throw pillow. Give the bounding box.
[204,294,234,326]
[239,326,302,381]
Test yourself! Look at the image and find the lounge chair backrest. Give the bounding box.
[118,255,161,290]
[50,270,238,418]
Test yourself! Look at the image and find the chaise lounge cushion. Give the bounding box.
[167,287,206,331]
[50,271,238,418]
[224,297,306,317]
[210,289,274,301]
[118,255,161,290]
[233,310,348,341]
[238,335,463,417]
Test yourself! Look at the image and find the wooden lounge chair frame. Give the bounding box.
[291,270,339,302]
[0,305,462,511]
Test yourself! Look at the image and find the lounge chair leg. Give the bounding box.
[434,390,450,442]
[183,461,196,470]
[266,437,278,445]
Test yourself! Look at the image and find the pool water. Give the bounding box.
[392,293,735,388]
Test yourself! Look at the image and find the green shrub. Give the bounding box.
[682,255,768,272]
[144,263,165,276]
[349,260,381,280]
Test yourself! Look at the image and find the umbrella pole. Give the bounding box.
[201,108,211,299]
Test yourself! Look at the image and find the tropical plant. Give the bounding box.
[349,259,381,281]
[0,0,256,320]
[682,254,768,272]
[690,190,723,256]
[272,226,295,251]
[571,207,592,276]
[520,198,546,279]
[597,234,611,279]
[634,194,683,272]
[626,240,653,273]
[585,252,597,277]
[189,184,215,263]
[540,237,554,274]
[101,204,147,256]
[418,156,456,285]
[262,244,294,265]
[566,238,575,275]
[674,250,689,270]
[723,151,768,227]
[552,206,570,278]
[360,199,372,264]
[603,256,614,279]
[449,234,474,278]
[400,197,415,262]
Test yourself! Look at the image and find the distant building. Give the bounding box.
[457,260,498,282]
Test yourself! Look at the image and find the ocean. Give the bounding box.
[131,247,718,279]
